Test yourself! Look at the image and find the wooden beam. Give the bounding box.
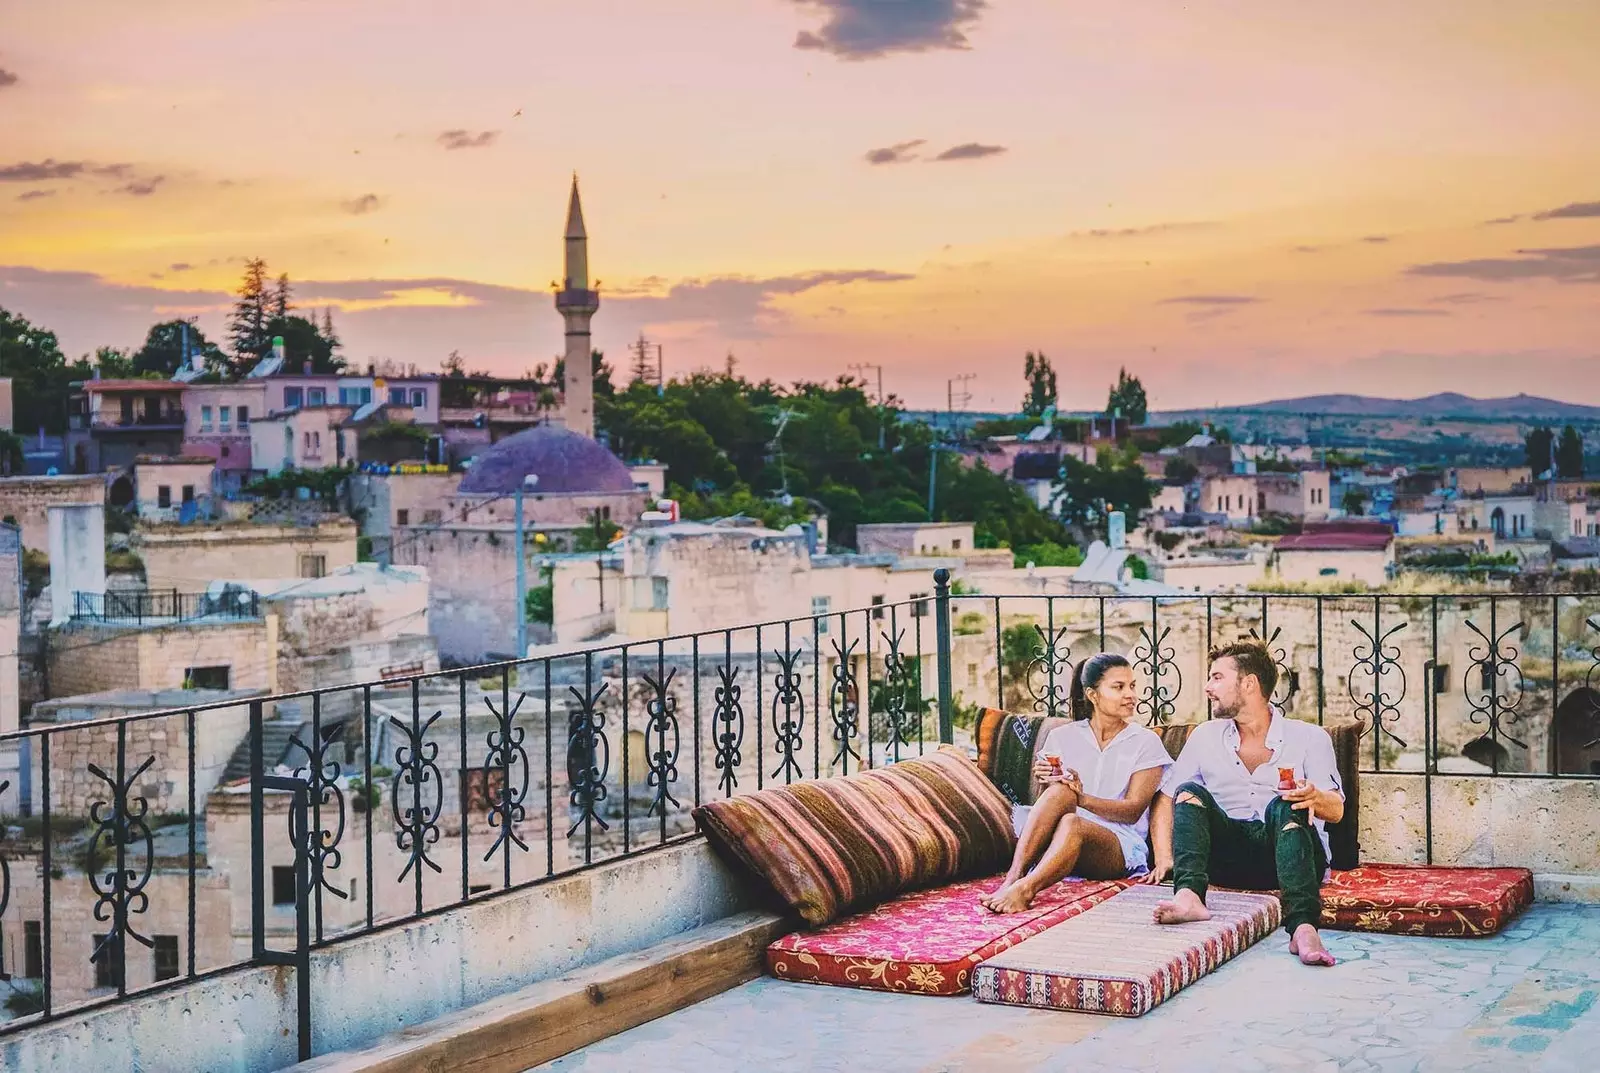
[291,910,789,1073]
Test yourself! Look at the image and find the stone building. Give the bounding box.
[132,456,216,520]
[1270,520,1396,587]
[64,380,186,474]
[0,474,104,551]
[132,516,358,589]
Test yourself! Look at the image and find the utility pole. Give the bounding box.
[947,373,976,434]
[849,362,885,450]
[656,343,665,396]
[629,332,653,386]
[513,473,539,658]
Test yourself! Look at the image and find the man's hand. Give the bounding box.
[1280,780,1322,813]
[1030,756,1060,784]
[1140,857,1173,885]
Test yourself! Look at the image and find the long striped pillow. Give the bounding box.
[692,746,1017,927]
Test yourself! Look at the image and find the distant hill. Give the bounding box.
[1160,392,1600,422]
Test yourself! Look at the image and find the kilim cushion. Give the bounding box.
[1320,864,1533,937]
[692,746,1016,928]
[972,885,1281,1017]
[766,874,1125,996]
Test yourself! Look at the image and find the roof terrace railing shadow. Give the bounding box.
[1,574,1597,1055]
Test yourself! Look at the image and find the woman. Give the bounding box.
[980,652,1173,914]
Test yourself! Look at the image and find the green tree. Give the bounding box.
[0,428,24,474]
[272,273,292,320]
[1163,456,1199,484]
[131,319,227,377]
[1525,426,1555,477]
[1341,487,1368,516]
[1556,425,1584,479]
[228,257,272,362]
[0,306,92,434]
[1021,351,1057,417]
[1106,367,1148,425]
[93,346,137,379]
[265,313,345,374]
[1052,452,1153,539]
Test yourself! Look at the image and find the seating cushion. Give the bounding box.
[972,886,1281,1017]
[767,875,1124,996]
[692,746,1016,928]
[1320,864,1534,937]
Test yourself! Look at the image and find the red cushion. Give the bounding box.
[1320,864,1534,936]
[766,874,1125,996]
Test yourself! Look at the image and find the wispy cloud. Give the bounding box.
[115,175,164,197]
[1072,221,1215,240]
[1533,200,1600,221]
[0,160,89,182]
[933,142,1005,162]
[1426,292,1503,305]
[791,0,987,60]
[16,189,54,202]
[1292,245,1323,254]
[1406,245,1600,284]
[864,139,925,165]
[1364,307,1450,317]
[1483,214,1523,226]
[0,68,17,89]
[341,193,384,215]
[437,129,498,150]
[1159,294,1261,306]
[169,262,193,272]
[1361,235,1391,244]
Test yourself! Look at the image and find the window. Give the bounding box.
[952,538,962,550]
[910,592,929,618]
[299,554,327,579]
[1319,567,1339,577]
[307,387,326,406]
[94,933,124,985]
[153,935,180,981]
[411,389,426,408]
[811,595,831,632]
[632,576,669,611]
[1432,664,1451,694]
[93,935,123,989]
[652,576,669,610]
[121,397,135,423]
[200,405,213,431]
[340,386,372,406]
[600,505,612,521]
[181,485,195,504]
[871,595,886,620]
[304,431,313,451]
[185,665,230,690]
[283,387,304,409]
[24,920,43,979]
[420,509,442,525]
[389,388,408,406]
[396,509,410,526]
[967,662,979,688]
[312,431,321,450]
[272,866,297,906]
[220,405,232,431]
[238,405,250,427]
[157,485,172,508]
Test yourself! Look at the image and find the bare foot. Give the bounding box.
[1288,924,1336,967]
[979,882,1012,913]
[1152,887,1212,925]
[984,882,1038,914]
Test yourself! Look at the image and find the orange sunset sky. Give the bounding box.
[2,0,1599,411]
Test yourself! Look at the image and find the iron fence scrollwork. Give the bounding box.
[829,635,861,773]
[769,648,805,783]
[483,691,532,861]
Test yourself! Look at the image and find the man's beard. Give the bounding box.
[1211,697,1241,719]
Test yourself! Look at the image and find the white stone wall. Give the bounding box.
[134,520,358,590]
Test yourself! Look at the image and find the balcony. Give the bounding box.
[69,586,262,625]
[1,578,1595,1068]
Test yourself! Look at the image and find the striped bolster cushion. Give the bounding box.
[692,746,1017,928]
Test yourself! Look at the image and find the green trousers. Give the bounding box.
[1169,780,1327,935]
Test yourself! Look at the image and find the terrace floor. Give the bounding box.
[536,904,1600,1073]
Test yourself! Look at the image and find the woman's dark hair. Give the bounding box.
[1068,652,1132,720]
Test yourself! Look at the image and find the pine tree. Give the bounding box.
[1556,425,1584,479]
[1021,351,1057,417]
[1106,367,1148,426]
[272,273,293,320]
[228,258,271,363]
[628,333,654,385]
[320,307,341,356]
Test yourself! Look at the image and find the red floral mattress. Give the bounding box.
[766,875,1124,996]
[1320,864,1534,937]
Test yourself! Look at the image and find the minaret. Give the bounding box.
[555,174,599,439]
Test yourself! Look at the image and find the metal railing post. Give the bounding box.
[933,568,955,744]
[249,700,265,960]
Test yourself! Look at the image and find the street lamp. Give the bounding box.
[515,472,539,658]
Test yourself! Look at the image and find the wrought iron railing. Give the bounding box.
[1,573,1598,1053]
[69,588,262,625]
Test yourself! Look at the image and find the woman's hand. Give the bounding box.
[1140,857,1173,885]
[1030,756,1061,784]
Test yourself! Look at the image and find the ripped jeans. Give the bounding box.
[1169,780,1327,935]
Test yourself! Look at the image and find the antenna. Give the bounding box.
[848,362,886,449]
[947,373,976,432]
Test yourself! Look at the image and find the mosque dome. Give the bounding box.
[457,424,637,495]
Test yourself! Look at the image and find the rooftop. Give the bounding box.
[1277,520,1396,552]
[457,423,637,495]
[539,905,1600,1072]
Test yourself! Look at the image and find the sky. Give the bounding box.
[2,0,1599,411]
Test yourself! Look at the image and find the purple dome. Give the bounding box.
[457,424,637,495]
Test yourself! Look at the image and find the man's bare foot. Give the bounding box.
[1288,924,1336,966]
[983,881,1037,914]
[1152,887,1211,925]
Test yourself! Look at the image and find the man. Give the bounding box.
[1143,639,1342,967]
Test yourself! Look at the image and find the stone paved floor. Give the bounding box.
[537,905,1600,1073]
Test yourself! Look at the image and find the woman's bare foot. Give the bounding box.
[1152,887,1211,925]
[983,881,1038,914]
[1288,924,1336,966]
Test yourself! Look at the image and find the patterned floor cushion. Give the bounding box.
[1320,864,1534,937]
[972,886,1280,1017]
[767,874,1125,996]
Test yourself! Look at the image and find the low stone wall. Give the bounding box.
[1360,772,1600,873]
[0,838,758,1073]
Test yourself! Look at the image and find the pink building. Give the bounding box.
[180,382,266,488]
[258,374,440,425]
